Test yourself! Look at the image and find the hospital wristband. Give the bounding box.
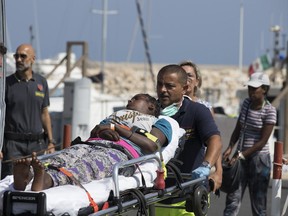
[110,123,115,131]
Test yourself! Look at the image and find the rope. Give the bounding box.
[135,0,155,87]
[273,162,283,167]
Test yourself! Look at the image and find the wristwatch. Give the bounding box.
[202,160,211,169]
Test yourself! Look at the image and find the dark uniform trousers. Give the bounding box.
[1,132,47,179]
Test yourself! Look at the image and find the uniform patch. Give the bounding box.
[37,84,43,91]
[185,128,195,139]
[35,91,45,98]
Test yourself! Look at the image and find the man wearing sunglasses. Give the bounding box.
[1,44,55,179]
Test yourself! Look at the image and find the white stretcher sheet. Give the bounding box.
[0,116,185,216]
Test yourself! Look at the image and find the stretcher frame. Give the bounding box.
[92,154,209,216]
[2,154,209,216]
[1,114,209,216]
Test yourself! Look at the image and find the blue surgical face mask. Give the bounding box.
[160,103,179,117]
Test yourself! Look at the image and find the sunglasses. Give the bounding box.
[13,53,28,60]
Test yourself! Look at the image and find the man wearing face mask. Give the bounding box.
[155,64,222,216]
[1,44,55,179]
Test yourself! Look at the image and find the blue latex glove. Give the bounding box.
[191,164,211,180]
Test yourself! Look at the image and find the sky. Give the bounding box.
[5,0,288,66]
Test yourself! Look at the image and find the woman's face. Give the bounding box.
[181,65,199,97]
[248,86,266,102]
[126,94,153,115]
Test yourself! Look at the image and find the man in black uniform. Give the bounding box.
[1,44,55,179]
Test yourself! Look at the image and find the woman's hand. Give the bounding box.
[98,130,120,141]
[222,146,232,162]
[90,124,110,138]
[228,153,240,166]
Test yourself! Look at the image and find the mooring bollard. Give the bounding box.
[63,124,72,149]
[271,141,283,216]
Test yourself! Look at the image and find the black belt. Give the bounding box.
[4,132,45,141]
[71,136,135,160]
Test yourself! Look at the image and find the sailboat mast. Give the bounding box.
[239,2,244,73]
[101,0,108,93]
[92,0,117,93]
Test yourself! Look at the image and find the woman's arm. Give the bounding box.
[90,123,168,154]
[222,120,241,161]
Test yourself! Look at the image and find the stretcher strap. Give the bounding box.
[121,189,148,216]
[46,164,99,213]
[166,159,184,189]
[118,124,131,130]
[71,136,136,160]
[135,164,147,188]
[132,189,148,216]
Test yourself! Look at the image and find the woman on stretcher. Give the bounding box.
[13,94,173,191]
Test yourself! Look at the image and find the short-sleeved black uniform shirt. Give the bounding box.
[163,97,220,204]
[5,72,50,134]
[172,98,220,173]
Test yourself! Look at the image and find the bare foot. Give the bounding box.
[13,157,32,190]
[30,152,46,191]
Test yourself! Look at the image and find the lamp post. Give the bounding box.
[271,25,281,72]
[271,25,288,154]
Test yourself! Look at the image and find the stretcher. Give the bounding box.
[0,116,210,216]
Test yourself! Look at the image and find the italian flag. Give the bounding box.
[248,54,271,76]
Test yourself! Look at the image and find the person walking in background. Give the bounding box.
[180,60,214,114]
[222,72,276,216]
[155,64,222,215]
[180,60,222,192]
[1,44,55,179]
